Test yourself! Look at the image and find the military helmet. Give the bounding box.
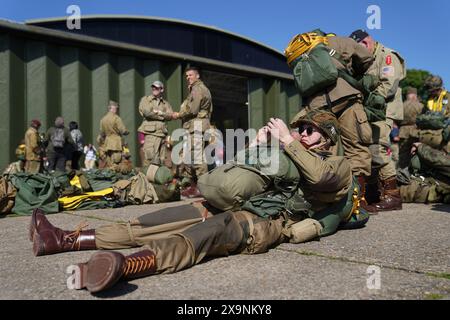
[424,75,443,91]
[290,109,340,145]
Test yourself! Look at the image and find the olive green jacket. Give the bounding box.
[178,80,212,133]
[24,127,41,161]
[137,95,173,137]
[370,42,406,121]
[284,139,352,212]
[99,112,129,151]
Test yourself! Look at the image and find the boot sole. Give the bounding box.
[85,252,124,293]
[375,206,403,212]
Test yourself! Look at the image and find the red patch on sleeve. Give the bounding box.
[386,55,392,65]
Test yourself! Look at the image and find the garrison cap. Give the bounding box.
[349,29,369,43]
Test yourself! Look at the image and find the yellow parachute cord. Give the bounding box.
[285,32,329,66]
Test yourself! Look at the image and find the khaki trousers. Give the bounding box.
[25,160,41,174]
[143,134,166,166]
[105,151,122,168]
[95,204,287,275]
[369,119,397,180]
[182,132,208,182]
[334,101,372,177]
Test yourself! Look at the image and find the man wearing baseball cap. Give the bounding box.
[137,80,174,167]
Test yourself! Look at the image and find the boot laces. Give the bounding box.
[123,254,155,277]
[63,220,89,250]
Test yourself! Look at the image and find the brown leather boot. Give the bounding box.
[78,249,156,293]
[30,209,96,256]
[373,177,403,211]
[356,175,378,214]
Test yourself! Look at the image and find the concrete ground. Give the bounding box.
[0,201,449,300]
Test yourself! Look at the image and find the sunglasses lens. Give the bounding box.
[300,125,314,136]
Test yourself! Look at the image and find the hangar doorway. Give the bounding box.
[201,70,249,163]
[202,70,248,133]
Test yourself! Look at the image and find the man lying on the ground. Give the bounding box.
[30,110,369,294]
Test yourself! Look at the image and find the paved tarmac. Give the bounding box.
[0,201,449,300]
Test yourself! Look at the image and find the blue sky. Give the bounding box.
[2,0,449,85]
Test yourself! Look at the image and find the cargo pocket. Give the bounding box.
[144,123,157,133]
[355,108,372,145]
[243,215,284,254]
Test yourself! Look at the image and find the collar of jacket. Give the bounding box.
[373,42,382,58]
[151,95,163,103]
[311,149,332,159]
[189,79,202,91]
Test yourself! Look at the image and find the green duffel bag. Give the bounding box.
[198,163,271,211]
[292,43,339,97]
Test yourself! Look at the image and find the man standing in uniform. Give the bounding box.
[350,29,406,212]
[424,75,449,117]
[24,119,43,174]
[284,31,377,213]
[397,87,424,169]
[99,101,129,169]
[137,81,173,167]
[172,66,212,198]
[30,110,368,293]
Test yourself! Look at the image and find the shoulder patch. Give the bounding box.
[386,55,392,65]
[381,66,394,77]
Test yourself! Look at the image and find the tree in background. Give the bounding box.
[400,69,432,101]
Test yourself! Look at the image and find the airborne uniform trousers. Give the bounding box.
[25,160,41,174]
[95,202,289,275]
[369,118,397,180]
[94,184,358,276]
[143,134,166,166]
[307,96,372,177]
[182,130,209,182]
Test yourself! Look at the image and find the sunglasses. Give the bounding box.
[298,125,316,136]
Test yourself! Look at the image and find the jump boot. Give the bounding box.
[373,177,403,211]
[73,249,157,293]
[30,208,96,256]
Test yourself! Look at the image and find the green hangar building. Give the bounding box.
[0,15,300,168]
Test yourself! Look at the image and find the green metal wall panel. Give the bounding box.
[0,34,12,167]
[143,60,162,96]
[118,56,138,163]
[248,78,264,130]
[78,49,93,144]
[278,81,289,122]
[46,44,61,123]
[163,62,183,134]
[90,52,111,146]
[264,79,279,122]
[60,47,81,124]
[26,41,49,128]
[9,36,26,154]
